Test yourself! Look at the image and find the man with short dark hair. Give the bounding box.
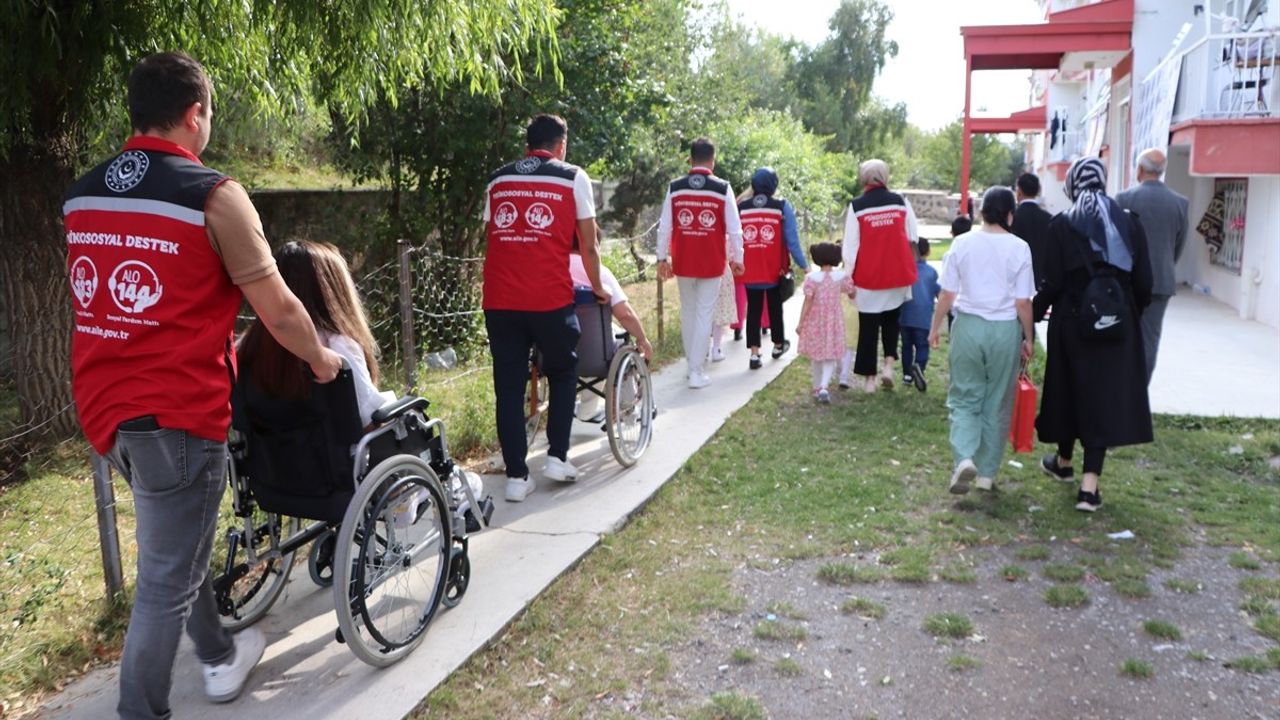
[657,137,743,388]
[482,113,607,502]
[1116,148,1188,381]
[64,51,342,720]
[1012,172,1053,288]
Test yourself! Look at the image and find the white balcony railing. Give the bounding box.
[1172,31,1279,123]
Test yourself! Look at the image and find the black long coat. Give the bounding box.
[1033,211,1154,449]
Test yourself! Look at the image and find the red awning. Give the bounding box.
[961,0,1133,71]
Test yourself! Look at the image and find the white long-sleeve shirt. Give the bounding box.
[841,198,919,313]
[656,177,743,264]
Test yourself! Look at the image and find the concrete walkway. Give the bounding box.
[42,299,803,720]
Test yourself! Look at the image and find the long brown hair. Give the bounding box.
[238,241,380,399]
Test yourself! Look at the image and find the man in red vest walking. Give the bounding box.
[656,138,743,388]
[64,52,342,719]
[482,115,608,502]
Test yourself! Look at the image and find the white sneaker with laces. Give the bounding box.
[688,372,712,389]
[949,459,977,495]
[710,347,726,363]
[544,455,579,483]
[505,475,535,502]
[203,627,266,704]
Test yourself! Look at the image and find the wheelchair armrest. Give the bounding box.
[371,396,430,424]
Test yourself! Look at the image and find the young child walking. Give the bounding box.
[798,243,853,403]
[899,238,941,391]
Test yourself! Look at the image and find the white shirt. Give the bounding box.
[321,332,396,427]
[940,228,1035,322]
[482,163,596,221]
[840,199,919,313]
[656,175,744,264]
[569,253,627,306]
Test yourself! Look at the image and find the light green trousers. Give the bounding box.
[947,313,1021,478]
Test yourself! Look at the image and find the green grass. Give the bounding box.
[1119,659,1154,678]
[1163,579,1204,594]
[1014,545,1051,561]
[939,563,978,584]
[1141,619,1182,641]
[818,562,885,585]
[691,692,768,720]
[1228,551,1262,570]
[1042,563,1086,583]
[1044,585,1090,609]
[1256,614,1280,642]
[1114,579,1153,599]
[947,654,981,672]
[923,613,974,639]
[1240,595,1276,617]
[1225,656,1273,673]
[840,597,887,620]
[1240,577,1280,599]
[1000,564,1029,582]
[729,647,756,665]
[1186,650,1211,662]
[772,657,803,676]
[879,547,932,584]
[765,601,808,621]
[753,620,807,642]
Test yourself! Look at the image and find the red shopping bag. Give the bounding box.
[1009,371,1037,454]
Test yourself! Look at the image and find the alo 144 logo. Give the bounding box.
[525,203,555,230]
[108,260,163,314]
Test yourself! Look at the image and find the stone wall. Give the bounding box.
[900,189,982,223]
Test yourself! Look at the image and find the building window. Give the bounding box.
[1211,178,1248,275]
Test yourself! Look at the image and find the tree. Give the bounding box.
[919,120,1021,193]
[0,1,559,439]
[788,0,903,155]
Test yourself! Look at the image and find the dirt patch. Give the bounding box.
[669,544,1279,720]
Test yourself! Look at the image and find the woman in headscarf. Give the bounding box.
[737,167,809,369]
[841,159,918,392]
[1034,157,1154,512]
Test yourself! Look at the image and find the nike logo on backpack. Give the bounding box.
[1094,315,1120,330]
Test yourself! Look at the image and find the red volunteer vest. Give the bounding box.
[738,194,787,285]
[850,185,918,290]
[482,150,582,311]
[668,168,729,278]
[64,136,241,453]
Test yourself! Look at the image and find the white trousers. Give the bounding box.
[811,360,837,390]
[677,276,721,377]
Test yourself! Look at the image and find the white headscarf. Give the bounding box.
[858,159,890,187]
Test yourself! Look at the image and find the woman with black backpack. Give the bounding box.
[1034,157,1154,512]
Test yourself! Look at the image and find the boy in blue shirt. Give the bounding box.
[900,238,940,391]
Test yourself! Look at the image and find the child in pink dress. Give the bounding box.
[797,242,853,403]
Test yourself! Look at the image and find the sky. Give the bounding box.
[724,0,1046,131]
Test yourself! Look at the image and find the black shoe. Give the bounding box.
[733,328,743,341]
[1075,489,1102,513]
[749,355,762,370]
[838,382,850,391]
[910,363,927,392]
[1040,454,1075,482]
[771,340,791,359]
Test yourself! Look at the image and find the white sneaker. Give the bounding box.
[544,455,579,483]
[710,347,726,363]
[975,476,994,492]
[505,476,535,502]
[688,372,711,389]
[203,627,266,703]
[949,459,977,495]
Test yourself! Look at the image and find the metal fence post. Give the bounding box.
[397,239,417,394]
[90,452,124,599]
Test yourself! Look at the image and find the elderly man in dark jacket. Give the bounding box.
[1115,148,1188,382]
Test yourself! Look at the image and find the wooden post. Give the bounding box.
[91,453,124,599]
[397,239,417,394]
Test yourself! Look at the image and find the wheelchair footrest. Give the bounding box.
[464,496,495,534]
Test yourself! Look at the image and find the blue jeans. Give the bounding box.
[485,306,581,478]
[900,326,930,373]
[105,426,234,720]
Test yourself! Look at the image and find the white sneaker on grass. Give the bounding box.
[203,627,266,704]
[975,476,994,492]
[544,456,579,483]
[949,459,977,495]
[505,476,535,502]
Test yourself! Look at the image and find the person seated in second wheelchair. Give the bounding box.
[237,240,394,428]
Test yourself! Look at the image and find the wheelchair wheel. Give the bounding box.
[525,366,549,447]
[333,456,451,667]
[210,508,301,631]
[605,346,654,466]
[308,529,337,587]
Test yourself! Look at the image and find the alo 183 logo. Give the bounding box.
[525,203,555,230]
[70,256,99,308]
[108,260,163,314]
[493,202,518,229]
[677,208,695,228]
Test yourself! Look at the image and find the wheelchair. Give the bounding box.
[525,289,655,466]
[208,365,494,667]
